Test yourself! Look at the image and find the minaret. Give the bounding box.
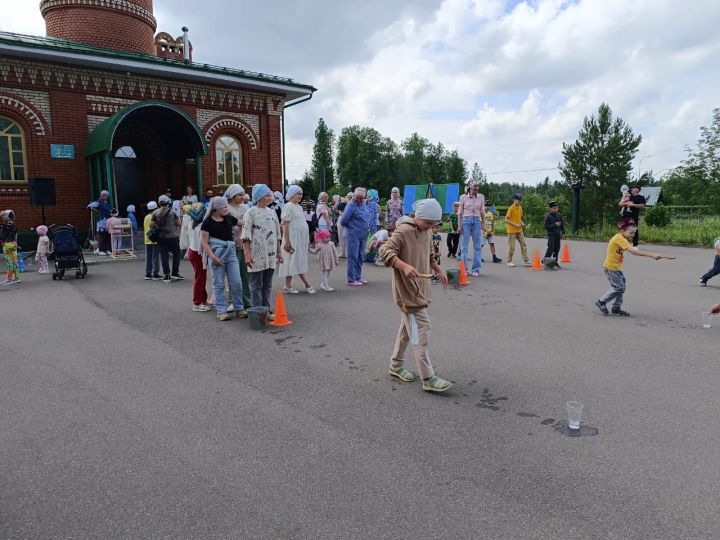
[40,0,157,55]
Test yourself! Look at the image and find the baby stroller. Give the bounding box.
[48,224,88,280]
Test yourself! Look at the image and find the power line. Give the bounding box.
[486,167,557,175]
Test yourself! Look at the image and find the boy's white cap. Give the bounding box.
[413,198,442,221]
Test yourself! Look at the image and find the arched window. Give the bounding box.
[215,135,242,185]
[115,146,137,158]
[0,116,27,182]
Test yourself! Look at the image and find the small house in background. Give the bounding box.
[640,186,662,206]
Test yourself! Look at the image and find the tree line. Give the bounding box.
[295,105,720,230]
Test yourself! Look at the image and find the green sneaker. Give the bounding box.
[422,375,454,393]
[389,366,416,382]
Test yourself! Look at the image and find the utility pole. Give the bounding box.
[571,181,583,233]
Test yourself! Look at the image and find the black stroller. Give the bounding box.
[48,224,88,280]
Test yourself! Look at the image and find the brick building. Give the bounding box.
[0,0,315,232]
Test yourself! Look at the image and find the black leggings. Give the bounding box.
[157,236,180,275]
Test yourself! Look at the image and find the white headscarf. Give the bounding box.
[224,184,245,201]
[353,187,366,198]
[286,184,302,201]
[204,196,228,221]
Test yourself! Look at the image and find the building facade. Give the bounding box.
[0,0,315,231]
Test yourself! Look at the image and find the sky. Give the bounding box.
[2,0,720,185]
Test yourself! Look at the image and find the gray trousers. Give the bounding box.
[249,268,274,310]
[390,308,435,380]
[598,269,626,308]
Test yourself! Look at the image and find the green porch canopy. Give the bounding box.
[85,100,208,206]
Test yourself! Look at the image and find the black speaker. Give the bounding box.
[29,177,56,207]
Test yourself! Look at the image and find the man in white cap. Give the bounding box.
[379,198,453,393]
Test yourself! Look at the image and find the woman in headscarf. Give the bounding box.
[200,197,247,321]
[279,185,316,294]
[89,190,112,255]
[224,184,251,309]
[367,189,380,234]
[187,203,211,312]
[386,186,404,231]
[316,191,332,233]
[340,187,371,286]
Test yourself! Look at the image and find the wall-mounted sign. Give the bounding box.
[50,144,75,159]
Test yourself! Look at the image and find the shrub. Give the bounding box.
[644,205,672,228]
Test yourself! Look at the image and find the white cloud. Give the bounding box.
[3,0,720,185]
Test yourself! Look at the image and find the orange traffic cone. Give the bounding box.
[458,260,470,286]
[560,243,573,263]
[270,290,293,326]
[532,249,542,271]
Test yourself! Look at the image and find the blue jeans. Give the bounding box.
[209,239,244,314]
[461,216,483,273]
[599,269,626,308]
[701,255,720,284]
[144,244,159,275]
[346,233,366,283]
[249,268,274,309]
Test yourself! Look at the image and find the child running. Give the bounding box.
[379,198,453,393]
[595,217,674,317]
[315,229,339,291]
[35,225,50,273]
[698,236,720,287]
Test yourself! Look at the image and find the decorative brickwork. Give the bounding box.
[41,0,157,54]
[0,92,50,135]
[203,116,259,150]
[0,87,52,132]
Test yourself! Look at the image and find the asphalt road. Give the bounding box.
[1,235,718,539]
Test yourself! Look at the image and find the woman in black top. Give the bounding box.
[200,197,247,321]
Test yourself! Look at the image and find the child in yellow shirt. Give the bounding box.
[595,217,674,316]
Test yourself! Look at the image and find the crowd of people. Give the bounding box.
[2,179,719,393]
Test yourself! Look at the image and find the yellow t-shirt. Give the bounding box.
[603,233,631,271]
[483,211,495,236]
[143,213,156,245]
[505,204,523,234]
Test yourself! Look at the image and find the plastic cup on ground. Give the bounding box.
[566,401,583,430]
[702,312,712,329]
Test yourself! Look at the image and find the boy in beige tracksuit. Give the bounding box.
[379,199,453,393]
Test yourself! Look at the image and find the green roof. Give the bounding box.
[85,100,208,157]
[0,31,316,95]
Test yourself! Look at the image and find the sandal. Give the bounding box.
[282,287,299,294]
[422,375,454,393]
[389,366,416,382]
[306,287,317,294]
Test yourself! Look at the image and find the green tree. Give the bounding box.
[399,132,428,183]
[336,126,400,194]
[661,108,720,210]
[445,150,468,184]
[559,103,642,229]
[310,118,334,193]
[470,162,486,184]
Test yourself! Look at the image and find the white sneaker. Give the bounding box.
[506,262,515,267]
[282,287,299,294]
[192,304,211,312]
[320,282,328,291]
[93,249,100,255]
[306,287,317,294]
[99,251,108,256]
[39,269,49,274]
[226,303,234,312]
